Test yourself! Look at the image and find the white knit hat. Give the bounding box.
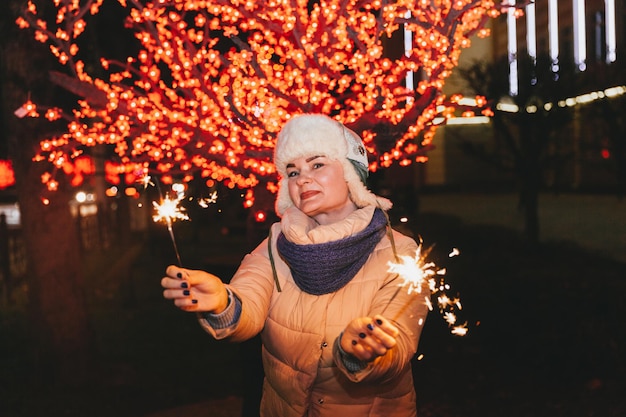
[273,113,392,216]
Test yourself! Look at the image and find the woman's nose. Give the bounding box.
[296,173,312,185]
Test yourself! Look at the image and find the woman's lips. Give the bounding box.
[300,190,319,200]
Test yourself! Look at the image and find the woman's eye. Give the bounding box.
[287,171,298,178]
[312,162,324,169]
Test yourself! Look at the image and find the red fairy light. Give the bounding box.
[254,210,267,223]
[0,160,16,189]
[74,156,94,174]
[47,179,59,191]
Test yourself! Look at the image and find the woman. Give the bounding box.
[161,114,430,417]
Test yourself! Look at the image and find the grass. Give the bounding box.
[1,197,625,417]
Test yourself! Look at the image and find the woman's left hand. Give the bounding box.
[340,315,399,362]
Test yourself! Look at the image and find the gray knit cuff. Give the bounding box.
[335,332,368,373]
[199,288,241,329]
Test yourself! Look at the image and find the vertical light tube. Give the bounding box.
[595,12,603,61]
[605,0,616,63]
[548,0,559,72]
[404,11,414,103]
[506,0,518,96]
[573,0,587,71]
[526,1,537,64]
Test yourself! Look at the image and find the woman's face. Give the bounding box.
[286,155,356,225]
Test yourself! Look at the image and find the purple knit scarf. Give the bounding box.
[276,209,387,295]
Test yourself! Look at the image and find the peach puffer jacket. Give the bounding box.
[200,206,430,417]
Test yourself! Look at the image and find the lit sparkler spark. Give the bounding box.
[386,244,441,295]
[153,194,188,266]
[386,243,467,336]
[153,194,189,224]
[444,311,457,325]
[197,190,218,208]
[138,173,155,189]
[451,323,469,336]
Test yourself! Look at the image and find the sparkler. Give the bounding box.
[138,170,219,266]
[385,242,467,336]
[153,193,188,266]
[145,174,219,266]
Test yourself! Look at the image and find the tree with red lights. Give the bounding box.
[17,0,495,198]
[6,0,499,383]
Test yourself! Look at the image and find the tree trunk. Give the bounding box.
[12,149,95,383]
[517,119,541,244]
[1,3,94,384]
[519,176,540,244]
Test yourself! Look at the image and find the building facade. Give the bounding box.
[414,0,626,191]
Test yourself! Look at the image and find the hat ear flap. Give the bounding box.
[275,178,293,217]
[341,160,392,211]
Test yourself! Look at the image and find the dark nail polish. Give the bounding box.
[376,319,383,325]
[191,299,198,304]
[367,323,375,331]
[359,332,366,339]
[176,272,182,279]
[351,340,357,346]
[181,282,188,288]
[183,290,190,296]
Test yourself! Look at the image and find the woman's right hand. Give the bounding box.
[340,315,399,362]
[161,265,229,314]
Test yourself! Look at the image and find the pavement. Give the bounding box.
[141,397,242,417]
